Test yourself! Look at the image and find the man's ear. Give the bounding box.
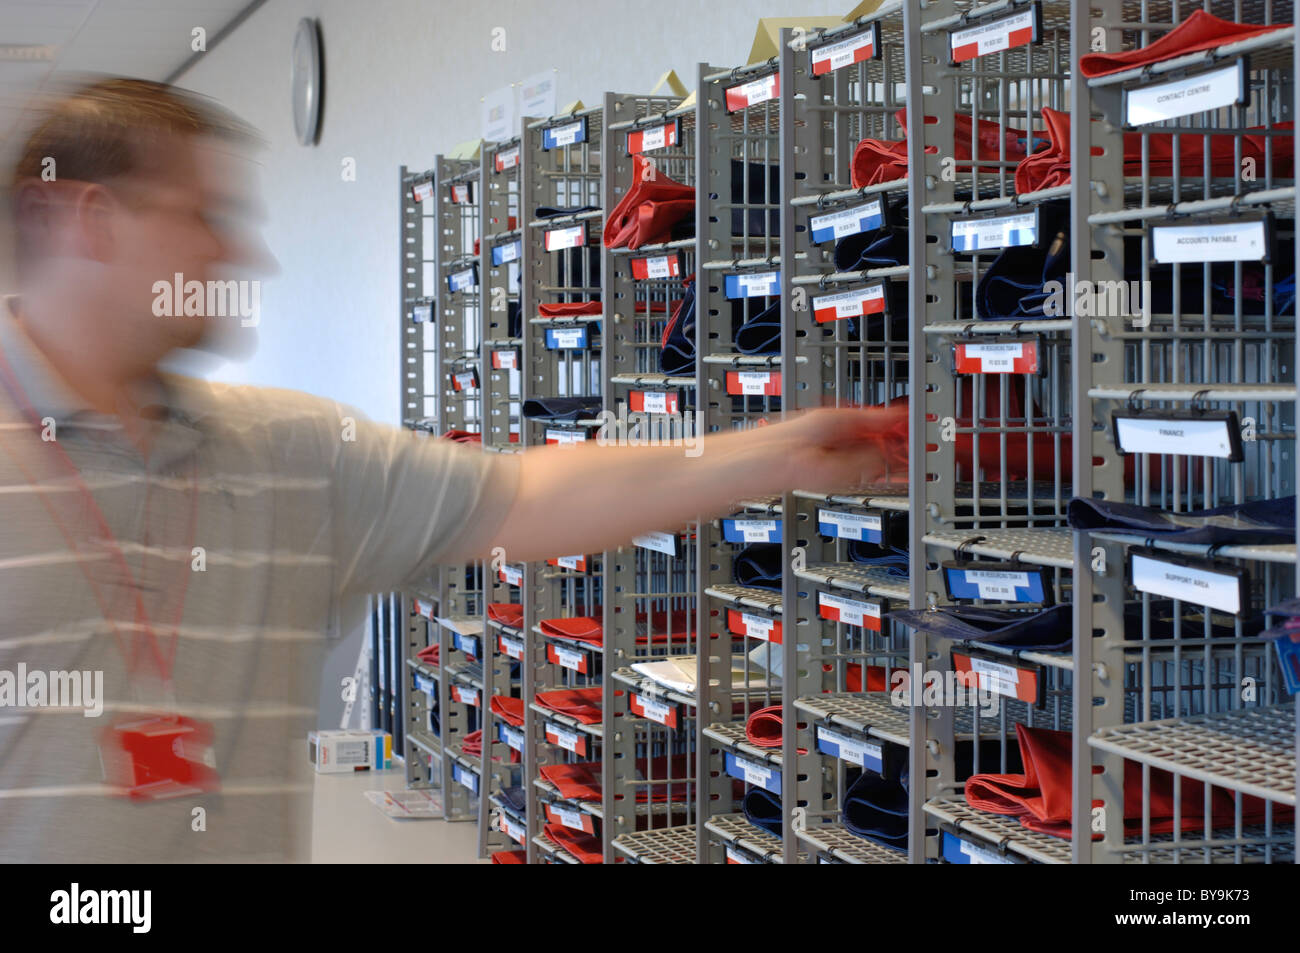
[73,182,117,264]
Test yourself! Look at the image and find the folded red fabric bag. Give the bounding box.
[851,109,1028,189]
[543,823,604,863]
[539,755,693,802]
[460,729,482,758]
[538,301,603,318]
[487,603,524,628]
[415,644,439,666]
[964,722,1292,839]
[490,849,527,864]
[1079,10,1291,78]
[490,694,526,727]
[533,687,603,724]
[604,154,696,250]
[1015,106,1296,194]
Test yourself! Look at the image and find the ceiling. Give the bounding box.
[0,0,257,154]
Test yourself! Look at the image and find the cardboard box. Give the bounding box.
[308,729,392,773]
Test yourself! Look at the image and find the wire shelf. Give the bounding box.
[1089,703,1297,805]
[704,813,786,863]
[611,825,698,863]
[795,821,909,864]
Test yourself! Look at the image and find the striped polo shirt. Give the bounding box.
[0,299,518,861]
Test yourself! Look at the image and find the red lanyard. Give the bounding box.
[0,342,198,693]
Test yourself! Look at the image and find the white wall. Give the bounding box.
[177,0,850,422]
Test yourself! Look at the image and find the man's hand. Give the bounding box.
[479,403,909,564]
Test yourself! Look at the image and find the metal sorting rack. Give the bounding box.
[1071,0,1299,865]
[398,1,1299,863]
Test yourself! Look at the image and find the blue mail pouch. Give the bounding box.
[742,787,784,836]
[507,300,522,339]
[500,786,529,817]
[734,296,782,355]
[833,227,909,272]
[733,544,783,592]
[535,204,600,218]
[660,282,696,376]
[1067,495,1296,545]
[731,160,781,238]
[975,200,1070,321]
[847,540,910,577]
[521,396,603,422]
[889,604,1074,651]
[843,745,909,852]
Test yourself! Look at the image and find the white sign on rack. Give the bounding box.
[519,70,558,121]
[482,84,517,142]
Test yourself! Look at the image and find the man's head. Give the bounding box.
[8,78,267,356]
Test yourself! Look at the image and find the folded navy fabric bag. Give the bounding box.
[521,396,603,422]
[742,787,784,836]
[976,200,1070,321]
[659,282,696,376]
[734,544,783,591]
[1067,496,1296,545]
[847,540,910,577]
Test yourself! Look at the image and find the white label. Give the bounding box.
[553,645,584,671]
[412,181,433,202]
[414,599,435,619]
[810,201,882,239]
[635,694,672,724]
[960,838,1013,864]
[414,674,436,696]
[1131,553,1242,615]
[966,570,1030,600]
[813,32,874,72]
[449,267,476,289]
[550,327,585,348]
[546,428,586,445]
[455,766,476,790]
[970,657,1020,699]
[817,727,882,768]
[554,555,583,570]
[500,814,526,843]
[818,591,880,627]
[550,120,583,146]
[547,723,582,753]
[738,271,779,295]
[640,124,667,151]
[500,635,524,659]
[741,612,775,639]
[818,509,881,541]
[951,211,1037,251]
[1151,219,1267,264]
[499,566,523,585]
[963,342,1023,372]
[455,371,476,388]
[640,390,669,414]
[730,74,777,107]
[735,756,772,788]
[497,146,520,170]
[736,372,772,395]
[454,686,479,706]
[1115,416,1237,459]
[645,255,671,278]
[735,519,777,542]
[951,8,1036,59]
[814,285,885,318]
[633,531,678,556]
[1126,62,1242,126]
[551,805,587,831]
[451,184,470,203]
[495,349,517,369]
[497,242,519,263]
[546,225,585,250]
[726,846,756,864]
[500,725,524,751]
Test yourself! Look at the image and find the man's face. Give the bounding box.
[100,133,269,351]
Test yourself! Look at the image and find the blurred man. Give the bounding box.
[0,79,903,861]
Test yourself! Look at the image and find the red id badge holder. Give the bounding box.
[100,714,221,802]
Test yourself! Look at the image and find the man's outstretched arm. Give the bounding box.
[481,405,906,564]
